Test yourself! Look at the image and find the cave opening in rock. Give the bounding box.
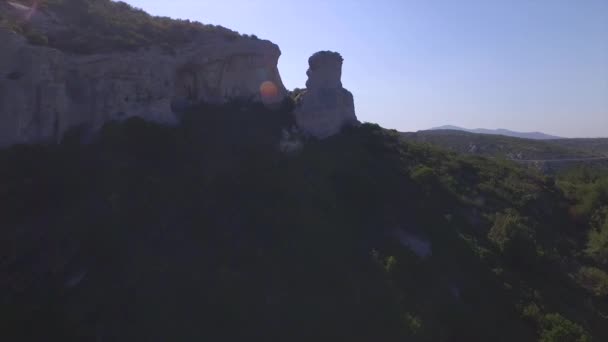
[172,65,200,113]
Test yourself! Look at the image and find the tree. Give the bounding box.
[539,314,590,342]
[586,210,608,264]
[488,209,537,265]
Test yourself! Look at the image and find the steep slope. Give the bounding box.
[0,102,606,341]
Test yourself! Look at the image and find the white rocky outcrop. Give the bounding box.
[0,3,360,146]
[0,3,285,146]
[294,51,358,139]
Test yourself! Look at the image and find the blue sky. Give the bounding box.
[125,0,608,137]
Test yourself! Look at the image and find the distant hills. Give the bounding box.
[402,129,594,161]
[402,129,608,162]
[431,125,563,140]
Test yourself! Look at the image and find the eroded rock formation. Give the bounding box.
[0,2,360,146]
[294,51,358,139]
[0,2,285,146]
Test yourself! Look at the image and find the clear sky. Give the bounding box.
[124,0,608,137]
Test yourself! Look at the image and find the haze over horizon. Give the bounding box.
[123,0,608,138]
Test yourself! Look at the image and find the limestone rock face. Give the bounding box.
[0,13,285,146]
[295,51,357,139]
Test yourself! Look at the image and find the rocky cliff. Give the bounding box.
[0,1,361,146]
[0,0,286,146]
[295,51,358,139]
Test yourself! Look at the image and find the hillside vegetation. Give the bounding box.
[1,0,245,53]
[401,130,600,161]
[549,138,608,157]
[1,101,607,341]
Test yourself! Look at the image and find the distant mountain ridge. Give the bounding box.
[431,125,563,140]
[402,129,596,161]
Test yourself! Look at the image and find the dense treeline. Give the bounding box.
[559,168,608,268]
[0,102,606,341]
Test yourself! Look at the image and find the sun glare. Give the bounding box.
[259,81,279,104]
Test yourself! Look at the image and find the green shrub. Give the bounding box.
[521,305,590,342]
[411,165,436,183]
[576,266,608,297]
[587,224,608,265]
[403,313,423,335]
[570,178,608,219]
[384,255,397,273]
[539,314,590,342]
[521,302,542,322]
[25,31,48,46]
[488,209,537,263]
[586,207,608,264]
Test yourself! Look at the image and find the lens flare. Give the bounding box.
[259,81,279,104]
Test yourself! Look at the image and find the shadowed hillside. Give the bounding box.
[1,102,607,341]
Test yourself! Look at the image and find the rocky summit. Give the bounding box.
[0,0,290,146]
[0,1,362,146]
[295,51,358,139]
[1,31,288,146]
